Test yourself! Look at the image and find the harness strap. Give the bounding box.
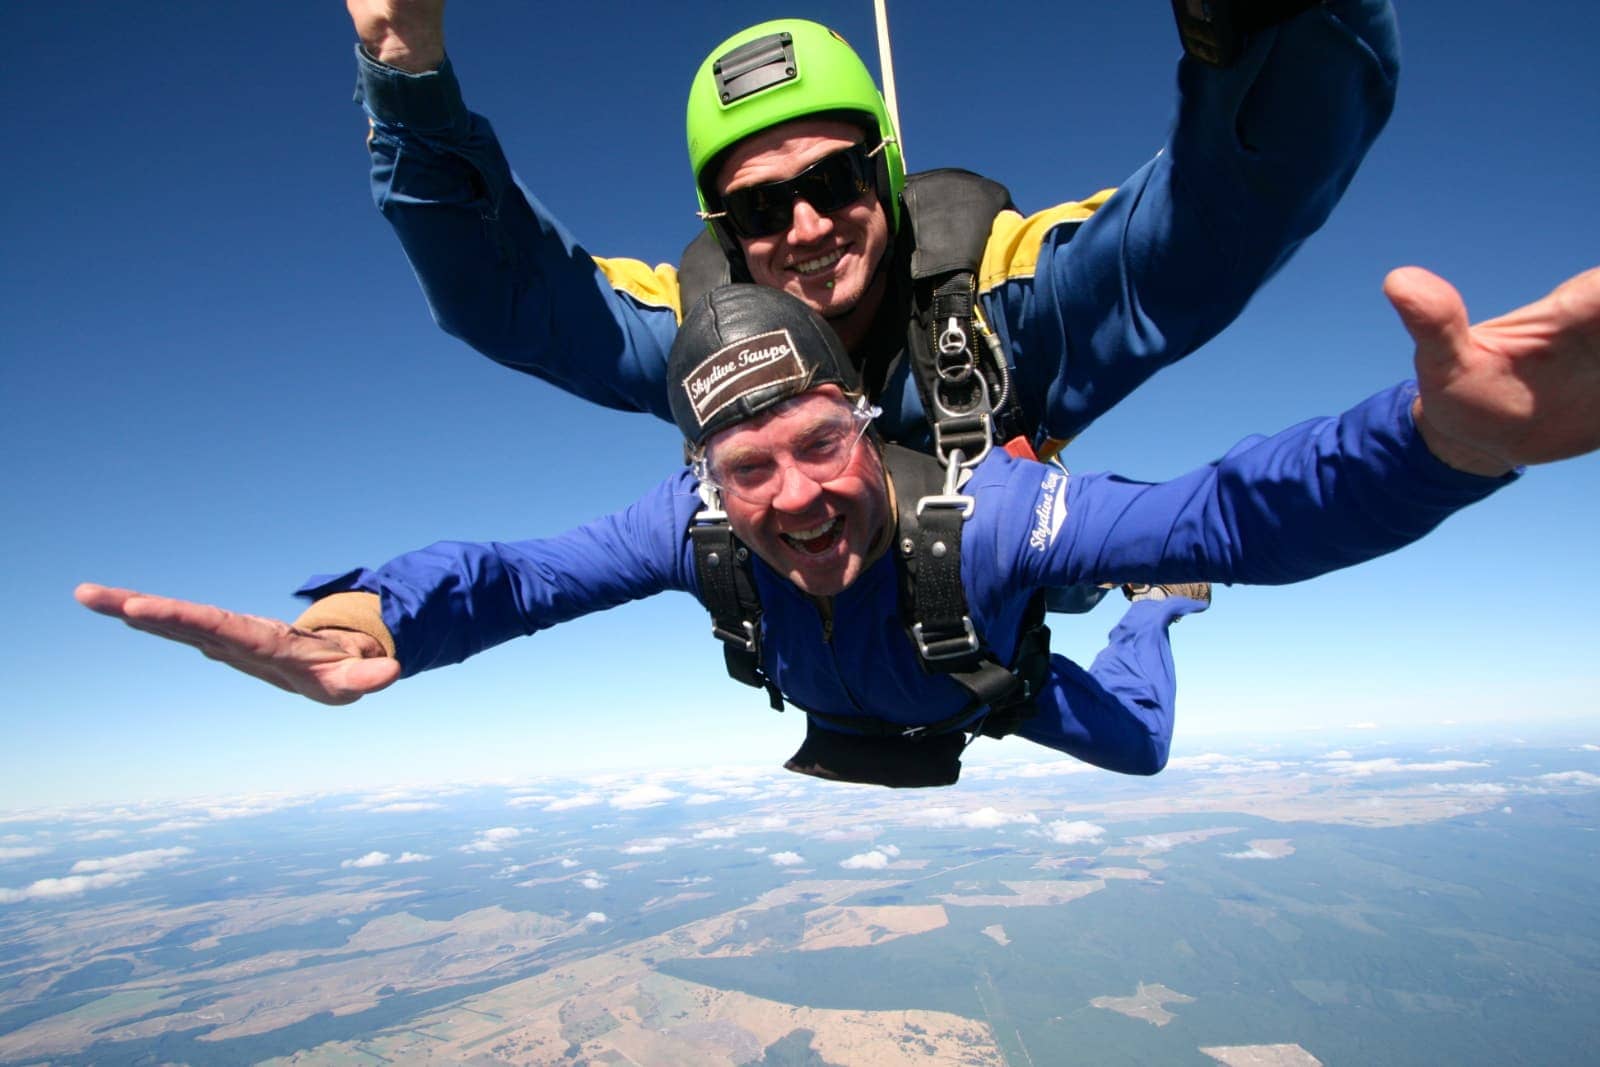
[885,444,1044,739]
[690,507,782,711]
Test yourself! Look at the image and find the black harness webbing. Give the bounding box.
[688,446,1050,745]
[689,503,781,711]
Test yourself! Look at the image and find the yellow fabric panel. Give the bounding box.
[593,257,685,322]
[978,188,1117,294]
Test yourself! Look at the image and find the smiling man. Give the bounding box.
[78,265,1600,787]
[349,3,1400,459]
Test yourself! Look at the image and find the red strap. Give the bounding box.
[1001,435,1038,462]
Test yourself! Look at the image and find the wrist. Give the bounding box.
[1410,396,1514,478]
[362,26,444,74]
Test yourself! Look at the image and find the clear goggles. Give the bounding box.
[696,395,881,505]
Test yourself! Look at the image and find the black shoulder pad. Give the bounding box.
[677,228,739,317]
[901,170,1016,280]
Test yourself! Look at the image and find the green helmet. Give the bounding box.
[686,19,906,237]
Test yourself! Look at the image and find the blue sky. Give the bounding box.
[4,2,1597,811]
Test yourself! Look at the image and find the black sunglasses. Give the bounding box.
[708,142,879,239]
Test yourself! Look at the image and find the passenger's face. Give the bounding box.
[715,119,891,336]
[704,387,889,598]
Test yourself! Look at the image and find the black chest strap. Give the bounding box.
[688,446,1049,742]
[884,444,1048,739]
[898,171,1024,466]
[689,500,782,712]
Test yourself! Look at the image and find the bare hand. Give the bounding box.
[347,0,445,73]
[1386,266,1600,476]
[75,583,401,706]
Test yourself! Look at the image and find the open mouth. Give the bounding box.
[781,516,844,556]
[793,249,844,276]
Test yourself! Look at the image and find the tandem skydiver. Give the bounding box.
[78,262,1600,787]
[344,0,1400,616]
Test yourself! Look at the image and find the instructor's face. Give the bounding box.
[706,387,890,599]
[715,120,891,336]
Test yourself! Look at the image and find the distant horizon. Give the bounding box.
[4,716,1596,818]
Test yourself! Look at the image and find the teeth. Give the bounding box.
[783,517,841,543]
[794,249,843,275]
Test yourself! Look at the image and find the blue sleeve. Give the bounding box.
[295,472,704,676]
[989,0,1399,441]
[980,383,1515,593]
[354,47,680,421]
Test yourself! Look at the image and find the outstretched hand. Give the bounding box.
[347,0,445,73]
[1386,265,1600,476]
[75,584,401,706]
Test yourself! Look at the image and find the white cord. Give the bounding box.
[873,0,905,164]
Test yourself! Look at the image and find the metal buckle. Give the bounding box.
[916,447,976,519]
[712,619,758,654]
[916,491,974,521]
[912,617,979,660]
[931,375,994,470]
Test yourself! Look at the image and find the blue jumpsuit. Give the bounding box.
[352,1,1400,447]
[298,385,1512,776]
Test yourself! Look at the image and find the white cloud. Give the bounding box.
[1537,771,1600,787]
[577,873,609,890]
[342,852,391,869]
[917,806,1039,830]
[1430,782,1510,795]
[366,802,443,814]
[0,847,50,862]
[1046,820,1106,845]
[1320,758,1489,778]
[881,844,901,858]
[757,815,789,830]
[584,911,608,924]
[70,847,193,875]
[140,820,209,834]
[621,837,682,855]
[461,827,524,853]
[840,850,890,869]
[1580,744,1600,753]
[1322,750,1354,760]
[694,827,738,840]
[968,758,1095,781]
[71,830,122,842]
[544,793,603,812]
[1223,848,1283,861]
[1346,722,1381,731]
[770,851,805,867]
[1,847,192,904]
[1167,753,1290,775]
[396,852,430,864]
[1,872,139,902]
[685,794,725,806]
[610,785,681,810]
[559,857,581,869]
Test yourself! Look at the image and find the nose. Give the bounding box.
[768,459,826,513]
[785,196,834,244]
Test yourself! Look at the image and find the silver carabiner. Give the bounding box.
[938,315,967,356]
